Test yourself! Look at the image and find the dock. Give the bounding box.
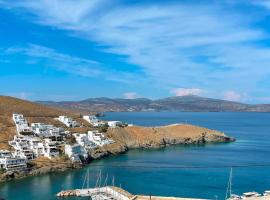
[57,187,270,200]
[57,186,207,200]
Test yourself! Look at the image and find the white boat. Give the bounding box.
[228,194,241,200]
[263,190,270,196]
[241,191,261,199]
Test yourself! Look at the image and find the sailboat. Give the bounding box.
[226,168,241,200]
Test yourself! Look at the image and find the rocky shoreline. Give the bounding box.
[0,124,235,183]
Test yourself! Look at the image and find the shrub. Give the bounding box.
[98,123,109,133]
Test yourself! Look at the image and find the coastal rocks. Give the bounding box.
[0,123,235,183]
[0,158,82,182]
[88,144,128,160]
[106,124,235,151]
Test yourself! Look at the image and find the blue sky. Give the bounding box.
[1,0,270,103]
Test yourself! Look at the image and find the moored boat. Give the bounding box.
[241,192,261,199]
[263,190,270,196]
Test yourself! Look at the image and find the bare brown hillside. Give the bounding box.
[0,96,84,149]
[107,124,233,149]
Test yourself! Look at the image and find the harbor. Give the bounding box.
[57,186,207,200]
[57,187,270,200]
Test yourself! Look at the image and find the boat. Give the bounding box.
[263,190,270,196]
[241,192,261,199]
[229,194,241,200]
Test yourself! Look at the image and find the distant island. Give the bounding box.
[38,95,270,113]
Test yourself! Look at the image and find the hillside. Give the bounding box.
[38,97,152,113]
[0,96,235,182]
[0,96,83,149]
[107,124,233,149]
[38,95,270,112]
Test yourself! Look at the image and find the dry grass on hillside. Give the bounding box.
[0,96,81,150]
[107,124,225,147]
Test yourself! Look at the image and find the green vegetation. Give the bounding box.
[66,135,77,145]
[27,161,36,168]
[0,168,6,174]
[98,123,109,133]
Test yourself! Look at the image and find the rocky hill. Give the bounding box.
[38,95,270,112]
[89,124,234,159]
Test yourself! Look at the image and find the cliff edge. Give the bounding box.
[89,124,234,159]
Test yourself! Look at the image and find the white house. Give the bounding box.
[21,137,59,159]
[73,133,97,149]
[9,135,34,160]
[87,131,114,146]
[12,113,32,134]
[29,137,45,157]
[31,123,65,141]
[107,121,123,128]
[64,144,88,162]
[83,115,105,127]
[0,150,27,171]
[43,139,59,158]
[58,116,78,128]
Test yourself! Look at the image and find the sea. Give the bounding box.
[0,112,270,200]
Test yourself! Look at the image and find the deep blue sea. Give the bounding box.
[0,112,270,200]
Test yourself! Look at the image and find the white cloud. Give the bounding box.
[3,44,142,83]
[5,44,102,76]
[223,91,241,102]
[123,92,139,99]
[1,1,270,98]
[171,88,203,96]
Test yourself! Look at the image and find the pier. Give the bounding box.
[57,186,207,200]
[57,186,270,200]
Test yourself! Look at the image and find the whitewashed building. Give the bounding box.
[83,115,105,127]
[58,116,78,128]
[87,131,114,146]
[64,144,88,162]
[107,121,123,128]
[29,137,45,157]
[9,135,34,160]
[43,139,59,158]
[19,137,59,159]
[31,123,64,141]
[73,133,97,149]
[12,113,32,134]
[0,150,27,171]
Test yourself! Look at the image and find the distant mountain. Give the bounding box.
[37,95,270,113]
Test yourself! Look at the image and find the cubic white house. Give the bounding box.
[64,144,88,162]
[31,123,65,141]
[87,131,114,146]
[73,133,97,149]
[12,113,32,134]
[58,116,78,128]
[107,121,123,128]
[43,139,59,158]
[0,150,27,171]
[9,135,34,160]
[9,135,59,159]
[83,115,105,127]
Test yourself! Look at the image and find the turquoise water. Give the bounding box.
[0,112,270,200]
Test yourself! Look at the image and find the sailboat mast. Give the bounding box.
[225,168,233,199]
